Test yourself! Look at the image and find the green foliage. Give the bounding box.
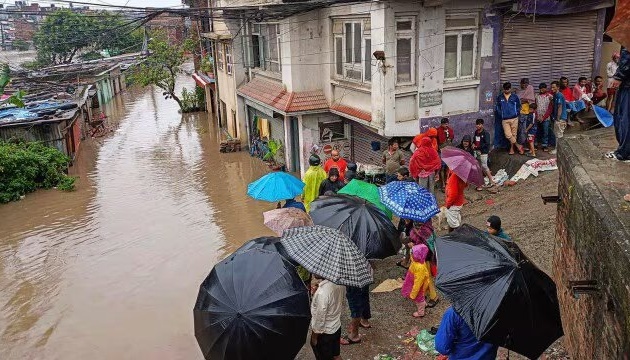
[263,139,283,164]
[12,40,30,51]
[33,9,145,66]
[80,51,103,61]
[180,86,206,112]
[200,56,213,73]
[128,32,194,109]
[0,141,75,203]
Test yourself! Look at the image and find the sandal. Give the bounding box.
[359,322,372,329]
[340,336,361,345]
[426,298,440,308]
[412,312,425,318]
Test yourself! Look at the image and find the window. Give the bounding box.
[395,18,415,84]
[444,13,479,81]
[225,44,233,75]
[217,41,224,71]
[319,120,349,142]
[251,23,282,73]
[333,19,370,83]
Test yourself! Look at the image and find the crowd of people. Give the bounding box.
[297,148,514,359]
[300,48,630,360]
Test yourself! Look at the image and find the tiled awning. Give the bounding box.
[192,73,215,88]
[330,103,372,122]
[237,78,328,114]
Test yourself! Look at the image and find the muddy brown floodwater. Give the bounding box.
[0,78,276,359]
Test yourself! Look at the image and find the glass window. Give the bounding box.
[460,34,474,77]
[345,23,353,63]
[353,23,361,64]
[396,20,412,31]
[396,38,411,83]
[225,44,233,75]
[335,37,343,76]
[444,35,457,79]
[364,38,371,82]
[249,23,281,73]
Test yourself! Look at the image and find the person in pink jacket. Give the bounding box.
[401,244,432,318]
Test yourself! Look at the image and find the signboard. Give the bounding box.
[419,90,442,107]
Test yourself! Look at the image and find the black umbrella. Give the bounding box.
[310,194,400,259]
[435,224,563,359]
[234,236,296,264]
[193,248,311,360]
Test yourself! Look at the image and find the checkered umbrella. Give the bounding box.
[280,225,373,288]
[378,181,440,222]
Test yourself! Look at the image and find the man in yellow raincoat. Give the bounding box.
[302,155,327,212]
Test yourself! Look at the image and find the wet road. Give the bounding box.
[0,79,274,359]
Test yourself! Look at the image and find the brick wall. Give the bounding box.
[555,135,630,359]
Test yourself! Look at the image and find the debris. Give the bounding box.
[485,199,495,206]
[491,169,510,186]
[405,326,420,338]
[624,194,630,202]
[374,354,396,360]
[510,158,558,183]
[416,329,439,355]
[372,278,404,293]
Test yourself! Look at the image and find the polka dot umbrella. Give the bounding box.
[378,181,439,223]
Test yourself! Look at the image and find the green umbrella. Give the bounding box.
[338,179,392,218]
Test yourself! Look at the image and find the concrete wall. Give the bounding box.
[555,132,630,359]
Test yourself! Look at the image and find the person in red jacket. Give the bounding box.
[436,118,454,193]
[323,150,348,182]
[444,170,467,232]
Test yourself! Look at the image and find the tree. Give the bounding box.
[128,33,194,110]
[33,9,94,65]
[33,10,145,66]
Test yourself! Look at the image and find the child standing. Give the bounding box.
[401,244,432,318]
[525,103,538,157]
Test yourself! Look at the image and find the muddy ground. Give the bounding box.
[297,152,569,360]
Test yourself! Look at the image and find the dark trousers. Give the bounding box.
[346,285,371,319]
[311,327,341,360]
[614,86,630,159]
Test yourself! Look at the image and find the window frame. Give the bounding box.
[225,43,233,76]
[332,19,370,84]
[251,22,282,73]
[444,12,479,82]
[395,17,415,85]
[217,41,224,71]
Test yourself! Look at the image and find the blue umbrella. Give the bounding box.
[593,105,614,127]
[247,171,305,202]
[378,181,439,222]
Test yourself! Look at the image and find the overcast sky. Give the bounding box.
[36,0,186,8]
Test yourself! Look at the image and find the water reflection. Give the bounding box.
[0,79,274,359]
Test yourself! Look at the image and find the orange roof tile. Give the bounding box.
[330,103,372,122]
[237,78,328,114]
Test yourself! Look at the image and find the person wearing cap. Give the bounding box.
[535,83,554,152]
[607,52,621,112]
[486,215,511,240]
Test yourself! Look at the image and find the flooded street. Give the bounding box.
[0,78,274,359]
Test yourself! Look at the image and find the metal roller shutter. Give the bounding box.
[501,12,597,86]
[351,123,411,166]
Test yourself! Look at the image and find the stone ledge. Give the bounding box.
[555,128,630,359]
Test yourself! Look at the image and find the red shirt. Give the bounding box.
[323,158,348,181]
[445,173,467,208]
[560,87,574,102]
[436,126,455,147]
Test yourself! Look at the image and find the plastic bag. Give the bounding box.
[416,329,439,355]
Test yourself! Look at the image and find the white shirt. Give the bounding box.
[607,61,619,87]
[310,280,345,334]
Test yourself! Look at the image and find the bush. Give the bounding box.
[13,40,30,51]
[0,141,75,203]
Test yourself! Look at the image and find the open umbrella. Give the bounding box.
[440,146,484,186]
[281,225,373,288]
[605,0,630,48]
[337,179,392,218]
[435,224,563,359]
[263,207,313,236]
[593,105,614,128]
[194,248,310,360]
[309,194,400,259]
[378,181,439,222]
[247,172,305,202]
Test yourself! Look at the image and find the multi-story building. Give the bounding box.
[204,0,613,175]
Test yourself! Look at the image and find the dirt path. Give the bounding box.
[298,168,564,360]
